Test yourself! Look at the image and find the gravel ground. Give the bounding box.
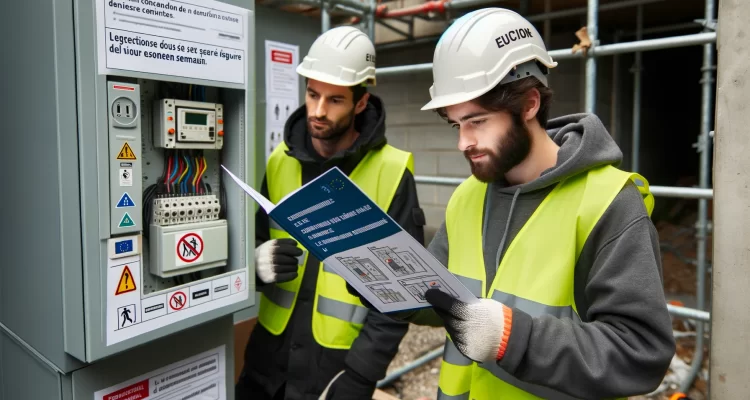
[380,324,446,400]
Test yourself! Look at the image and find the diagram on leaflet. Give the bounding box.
[368,246,427,277]
[367,283,407,304]
[399,277,457,303]
[336,256,388,283]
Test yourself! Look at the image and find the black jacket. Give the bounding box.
[238,94,425,400]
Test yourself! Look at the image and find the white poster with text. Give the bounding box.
[265,40,300,161]
[96,0,249,85]
[94,345,227,400]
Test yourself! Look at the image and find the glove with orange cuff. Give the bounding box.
[424,288,513,363]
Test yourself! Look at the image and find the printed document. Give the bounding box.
[221,166,477,313]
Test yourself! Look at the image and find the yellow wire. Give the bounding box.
[192,156,202,187]
[200,156,208,186]
[178,157,189,184]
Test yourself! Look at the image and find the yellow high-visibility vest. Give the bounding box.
[258,141,414,349]
[439,165,653,399]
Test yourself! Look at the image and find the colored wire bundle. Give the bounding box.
[164,150,209,195]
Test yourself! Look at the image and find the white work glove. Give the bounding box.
[425,288,513,364]
[255,239,303,284]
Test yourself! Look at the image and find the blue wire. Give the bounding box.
[183,154,191,194]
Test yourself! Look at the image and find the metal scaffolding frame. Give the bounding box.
[308,0,716,395]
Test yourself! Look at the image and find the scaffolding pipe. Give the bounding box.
[413,176,714,199]
[367,0,376,39]
[377,347,444,388]
[584,0,598,113]
[332,3,365,17]
[321,1,330,32]
[330,0,371,13]
[377,33,717,76]
[679,0,715,392]
[594,32,716,56]
[667,304,711,323]
[610,31,621,143]
[631,5,644,172]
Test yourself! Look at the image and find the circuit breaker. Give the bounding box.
[1,0,256,397]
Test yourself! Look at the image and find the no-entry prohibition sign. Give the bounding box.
[169,291,187,311]
[176,232,204,265]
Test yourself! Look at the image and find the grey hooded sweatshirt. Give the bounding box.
[406,113,676,398]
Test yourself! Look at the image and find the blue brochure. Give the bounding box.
[222,165,476,313]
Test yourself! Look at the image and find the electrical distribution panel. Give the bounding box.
[100,78,249,356]
[1,0,258,398]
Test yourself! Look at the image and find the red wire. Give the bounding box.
[165,155,172,193]
[197,157,205,194]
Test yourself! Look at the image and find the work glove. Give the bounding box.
[255,238,303,284]
[318,368,376,400]
[424,288,513,364]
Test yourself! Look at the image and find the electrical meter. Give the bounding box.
[154,99,224,149]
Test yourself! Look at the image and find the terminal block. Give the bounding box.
[151,195,221,226]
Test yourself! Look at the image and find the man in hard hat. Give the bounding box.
[236,26,423,400]
[348,8,676,399]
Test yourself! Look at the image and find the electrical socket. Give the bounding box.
[111,96,138,128]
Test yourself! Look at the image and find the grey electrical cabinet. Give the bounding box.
[1,0,255,398]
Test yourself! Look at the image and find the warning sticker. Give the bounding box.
[168,291,187,312]
[119,212,136,228]
[106,254,249,346]
[175,231,204,266]
[115,265,137,295]
[120,168,133,187]
[117,193,135,208]
[94,345,227,400]
[117,142,137,160]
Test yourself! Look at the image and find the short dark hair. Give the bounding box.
[437,76,553,127]
[351,84,368,104]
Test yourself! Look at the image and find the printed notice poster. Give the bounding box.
[95,0,249,85]
[221,165,479,314]
[265,40,300,162]
[94,345,227,400]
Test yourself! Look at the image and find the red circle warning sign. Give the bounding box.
[176,233,203,263]
[169,291,187,311]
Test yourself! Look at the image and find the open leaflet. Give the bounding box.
[221,165,477,313]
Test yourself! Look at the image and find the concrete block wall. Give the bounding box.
[371,32,614,242]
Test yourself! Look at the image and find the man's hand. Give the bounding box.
[318,369,376,400]
[424,288,513,363]
[255,239,303,284]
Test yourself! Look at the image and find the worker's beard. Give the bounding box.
[307,108,355,142]
[464,116,531,183]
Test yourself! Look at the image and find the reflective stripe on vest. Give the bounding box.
[258,141,414,349]
[440,165,653,398]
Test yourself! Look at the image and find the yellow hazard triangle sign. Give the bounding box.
[115,265,137,295]
[117,142,137,160]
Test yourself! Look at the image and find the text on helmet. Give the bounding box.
[495,28,534,49]
[366,53,376,63]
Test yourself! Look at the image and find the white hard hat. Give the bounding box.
[297,26,377,87]
[421,8,557,110]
